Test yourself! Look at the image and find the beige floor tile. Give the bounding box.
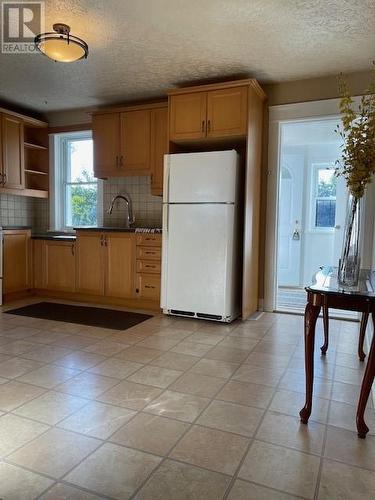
[334,365,365,386]
[58,401,136,438]
[135,459,230,500]
[205,345,250,363]
[88,358,143,379]
[218,336,259,350]
[65,442,161,499]
[21,344,73,362]
[186,332,226,346]
[54,351,106,370]
[239,440,320,499]
[137,336,180,351]
[111,412,189,455]
[0,462,53,500]
[171,340,213,357]
[170,425,249,475]
[127,365,183,388]
[2,325,41,339]
[14,390,88,424]
[0,413,49,456]
[269,389,329,424]
[318,459,375,499]
[56,371,119,398]
[256,411,325,454]
[17,364,80,389]
[0,339,36,355]
[328,400,375,434]
[9,427,100,478]
[49,322,88,335]
[144,390,209,422]
[336,351,367,371]
[27,331,70,345]
[279,370,332,399]
[115,346,163,363]
[150,351,199,371]
[198,400,264,437]
[227,479,300,500]
[39,483,102,499]
[84,339,129,356]
[233,364,285,387]
[170,372,225,398]
[245,351,291,369]
[98,380,162,410]
[0,380,45,411]
[190,358,239,379]
[0,357,44,379]
[324,425,375,471]
[217,380,274,409]
[331,380,368,407]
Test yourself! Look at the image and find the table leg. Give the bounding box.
[300,301,321,424]
[321,299,329,355]
[356,313,375,438]
[358,312,369,362]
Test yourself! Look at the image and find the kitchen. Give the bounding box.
[0,2,375,499]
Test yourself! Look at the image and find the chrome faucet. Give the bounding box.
[107,193,135,227]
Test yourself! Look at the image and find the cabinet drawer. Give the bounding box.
[136,234,162,246]
[136,246,161,260]
[136,260,161,274]
[136,273,161,300]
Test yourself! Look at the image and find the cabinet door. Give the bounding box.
[33,240,45,289]
[120,110,151,175]
[76,232,104,295]
[136,273,161,300]
[92,113,120,178]
[3,231,30,293]
[150,107,168,196]
[169,92,207,141]
[105,233,135,298]
[206,86,248,138]
[1,114,24,189]
[45,241,76,292]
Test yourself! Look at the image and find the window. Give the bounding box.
[311,165,337,230]
[51,131,101,231]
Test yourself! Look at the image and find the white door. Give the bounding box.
[164,150,239,203]
[277,154,304,286]
[162,203,234,316]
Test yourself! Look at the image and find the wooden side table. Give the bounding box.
[300,267,375,438]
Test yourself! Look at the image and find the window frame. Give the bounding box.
[309,162,337,233]
[50,130,102,232]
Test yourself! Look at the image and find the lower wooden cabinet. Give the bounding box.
[3,229,31,294]
[105,233,135,298]
[136,273,161,300]
[76,232,104,295]
[135,233,162,301]
[44,241,76,292]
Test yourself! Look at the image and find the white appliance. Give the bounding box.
[161,150,241,323]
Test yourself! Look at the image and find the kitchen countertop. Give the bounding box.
[74,226,162,233]
[2,225,32,230]
[32,234,77,241]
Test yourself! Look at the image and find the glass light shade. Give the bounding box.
[35,24,88,63]
[38,38,86,62]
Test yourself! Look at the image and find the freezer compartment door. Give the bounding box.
[164,150,239,203]
[162,203,237,318]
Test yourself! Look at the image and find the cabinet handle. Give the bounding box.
[201,120,205,132]
[207,120,211,133]
[120,156,124,167]
[145,264,156,269]
[2,173,7,185]
[116,156,119,168]
[71,244,75,256]
[145,285,155,289]
[104,236,108,247]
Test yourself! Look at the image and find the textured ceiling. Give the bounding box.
[0,0,374,113]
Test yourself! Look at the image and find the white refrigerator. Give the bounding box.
[161,150,241,323]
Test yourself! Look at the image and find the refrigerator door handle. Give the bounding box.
[163,155,170,203]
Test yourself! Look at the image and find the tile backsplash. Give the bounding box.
[102,176,162,228]
[0,194,49,231]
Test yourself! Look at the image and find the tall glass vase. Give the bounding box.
[338,195,362,287]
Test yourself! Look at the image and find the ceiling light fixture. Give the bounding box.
[35,23,88,63]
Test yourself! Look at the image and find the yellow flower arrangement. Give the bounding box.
[335,66,375,198]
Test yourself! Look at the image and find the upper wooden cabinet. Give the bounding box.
[3,229,31,294]
[168,82,250,142]
[92,113,120,178]
[120,110,151,175]
[150,107,168,196]
[92,103,167,181]
[169,93,207,141]
[1,114,24,189]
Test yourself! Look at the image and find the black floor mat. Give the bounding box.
[5,302,152,330]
